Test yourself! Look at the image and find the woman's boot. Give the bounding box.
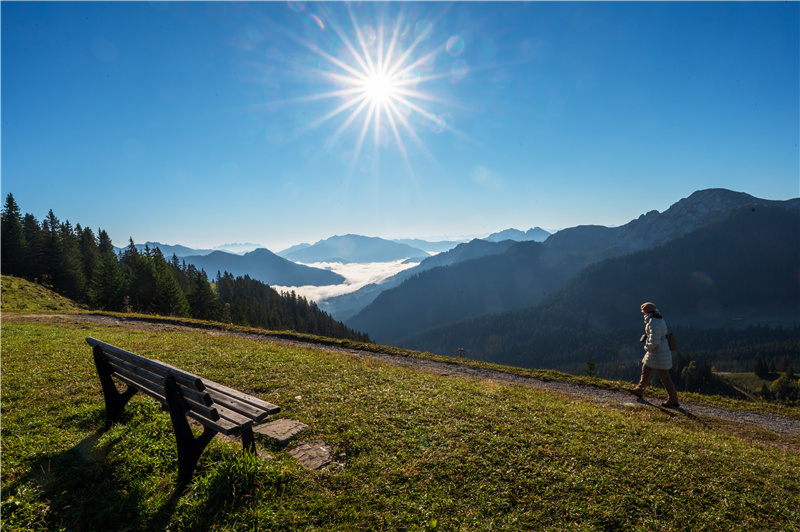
[630,365,653,398]
[657,369,680,407]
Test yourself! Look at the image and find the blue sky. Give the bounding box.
[2,1,798,252]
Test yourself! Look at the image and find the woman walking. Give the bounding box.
[630,302,680,408]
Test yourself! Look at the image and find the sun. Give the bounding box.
[362,71,397,106]
[276,3,463,175]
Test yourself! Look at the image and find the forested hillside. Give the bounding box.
[322,238,519,320]
[347,240,587,343]
[0,194,369,342]
[399,205,800,381]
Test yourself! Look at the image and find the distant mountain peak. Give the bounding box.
[486,227,550,243]
[277,234,429,264]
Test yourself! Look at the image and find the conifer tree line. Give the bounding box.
[1,193,370,342]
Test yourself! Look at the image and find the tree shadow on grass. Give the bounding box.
[2,412,184,531]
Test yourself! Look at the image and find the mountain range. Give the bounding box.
[485,226,551,242]
[341,190,799,352]
[319,238,521,319]
[330,188,799,324]
[395,202,800,375]
[345,240,586,343]
[125,229,548,291]
[180,248,345,287]
[113,188,798,377]
[116,241,265,257]
[276,234,430,263]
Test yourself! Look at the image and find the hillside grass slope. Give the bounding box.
[2,279,799,530]
[1,275,82,313]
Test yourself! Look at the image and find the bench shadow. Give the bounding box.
[3,410,188,530]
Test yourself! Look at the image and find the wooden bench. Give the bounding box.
[86,337,280,487]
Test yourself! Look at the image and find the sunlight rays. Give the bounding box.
[271,3,468,179]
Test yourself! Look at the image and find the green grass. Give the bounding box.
[3,275,796,419]
[2,317,800,531]
[722,372,778,396]
[0,276,83,313]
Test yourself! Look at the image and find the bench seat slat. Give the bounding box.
[105,357,214,408]
[214,403,255,427]
[203,381,281,416]
[187,410,242,436]
[206,388,271,423]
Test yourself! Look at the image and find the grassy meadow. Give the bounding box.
[2,279,799,530]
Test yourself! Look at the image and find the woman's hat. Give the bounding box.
[640,302,657,313]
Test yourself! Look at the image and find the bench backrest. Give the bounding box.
[86,337,281,435]
[87,336,220,421]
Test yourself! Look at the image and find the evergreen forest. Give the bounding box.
[1,194,370,342]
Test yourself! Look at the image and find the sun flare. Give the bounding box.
[278,4,463,176]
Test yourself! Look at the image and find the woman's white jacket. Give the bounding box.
[642,315,673,370]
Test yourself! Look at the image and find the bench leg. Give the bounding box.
[164,375,217,488]
[93,346,138,425]
[240,425,256,454]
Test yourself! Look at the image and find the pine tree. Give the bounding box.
[55,221,87,301]
[41,210,61,288]
[22,213,45,282]
[78,225,100,288]
[97,229,115,255]
[1,193,27,277]
[754,355,770,380]
[89,251,125,311]
[150,247,189,316]
[188,272,225,321]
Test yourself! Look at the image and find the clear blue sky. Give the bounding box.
[3,1,798,252]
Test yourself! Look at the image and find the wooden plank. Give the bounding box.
[187,410,243,436]
[110,371,221,422]
[214,403,254,427]
[203,381,281,415]
[205,389,271,423]
[87,337,204,391]
[87,337,276,433]
[182,395,221,422]
[105,357,213,407]
[111,372,167,405]
[105,356,164,392]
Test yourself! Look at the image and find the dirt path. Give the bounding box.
[7,312,800,436]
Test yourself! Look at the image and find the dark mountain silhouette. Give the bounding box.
[116,242,217,258]
[339,189,793,340]
[320,239,519,320]
[277,234,429,264]
[345,240,586,344]
[182,248,344,287]
[542,188,794,263]
[397,203,800,372]
[327,189,789,322]
[117,241,265,258]
[486,227,551,242]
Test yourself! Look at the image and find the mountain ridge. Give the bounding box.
[396,203,800,374]
[181,248,345,287]
[277,234,430,264]
[320,239,519,320]
[328,188,796,322]
[486,227,551,242]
